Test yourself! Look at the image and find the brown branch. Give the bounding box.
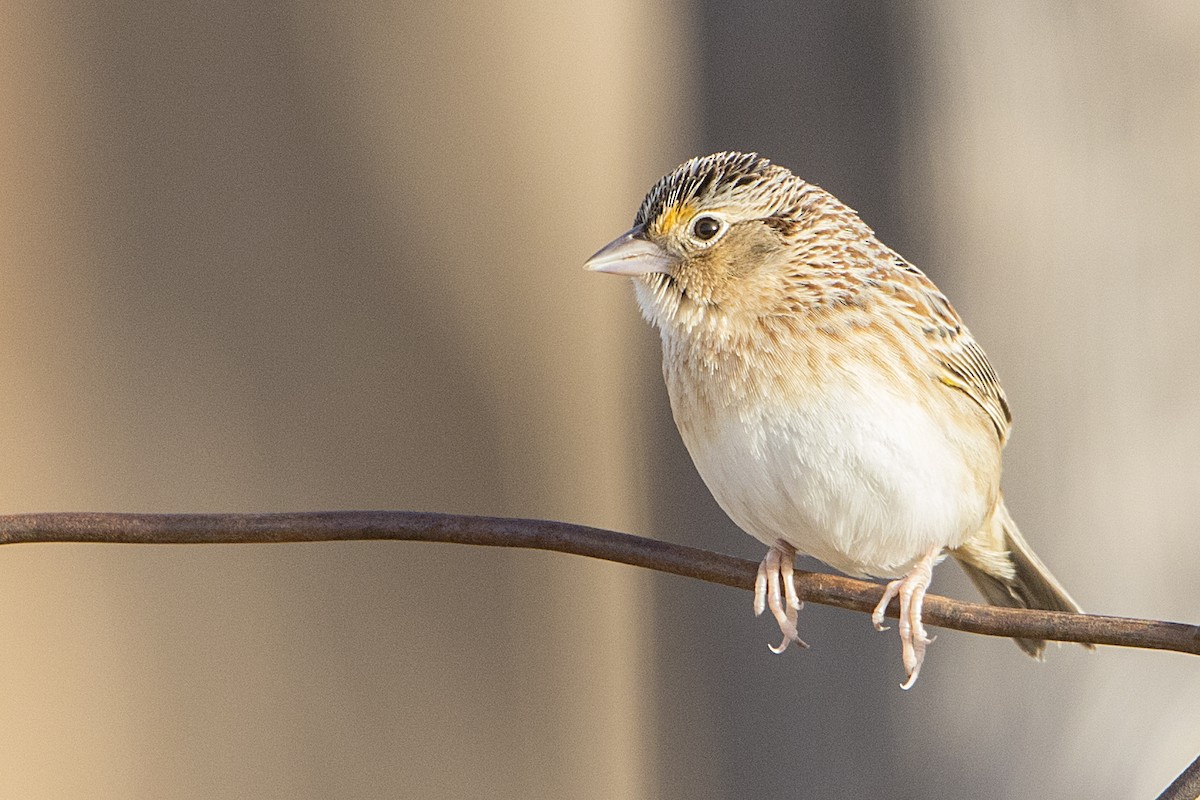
[3,510,1198,798]
[0,510,1196,656]
[1158,751,1200,800]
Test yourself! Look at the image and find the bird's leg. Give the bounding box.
[754,540,807,652]
[871,547,940,689]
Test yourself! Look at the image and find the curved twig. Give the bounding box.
[0,510,1195,656]
[1158,752,1200,800]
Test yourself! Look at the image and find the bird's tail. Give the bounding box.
[951,497,1091,658]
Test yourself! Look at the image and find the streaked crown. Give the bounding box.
[635,151,808,235]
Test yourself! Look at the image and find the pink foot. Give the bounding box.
[871,548,940,689]
[754,540,807,652]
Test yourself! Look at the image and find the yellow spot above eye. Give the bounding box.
[651,201,697,237]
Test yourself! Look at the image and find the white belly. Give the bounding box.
[672,369,991,578]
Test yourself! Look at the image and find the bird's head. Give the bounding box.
[585,152,861,333]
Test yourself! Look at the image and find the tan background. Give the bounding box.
[0,2,1197,798]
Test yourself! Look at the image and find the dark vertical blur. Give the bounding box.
[697,2,917,236]
[649,4,926,797]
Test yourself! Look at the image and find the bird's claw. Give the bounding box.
[872,548,940,688]
[756,541,808,651]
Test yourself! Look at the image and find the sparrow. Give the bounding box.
[585,151,1088,687]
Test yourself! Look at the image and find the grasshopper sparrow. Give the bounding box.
[586,151,1087,687]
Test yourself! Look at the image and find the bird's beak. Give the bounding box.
[584,224,675,276]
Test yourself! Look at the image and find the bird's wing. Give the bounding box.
[885,258,1013,444]
[934,334,1012,444]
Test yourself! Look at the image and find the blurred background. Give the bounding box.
[1,2,1198,797]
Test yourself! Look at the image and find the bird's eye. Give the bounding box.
[691,215,722,242]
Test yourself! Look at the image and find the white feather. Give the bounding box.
[667,356,990,579]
